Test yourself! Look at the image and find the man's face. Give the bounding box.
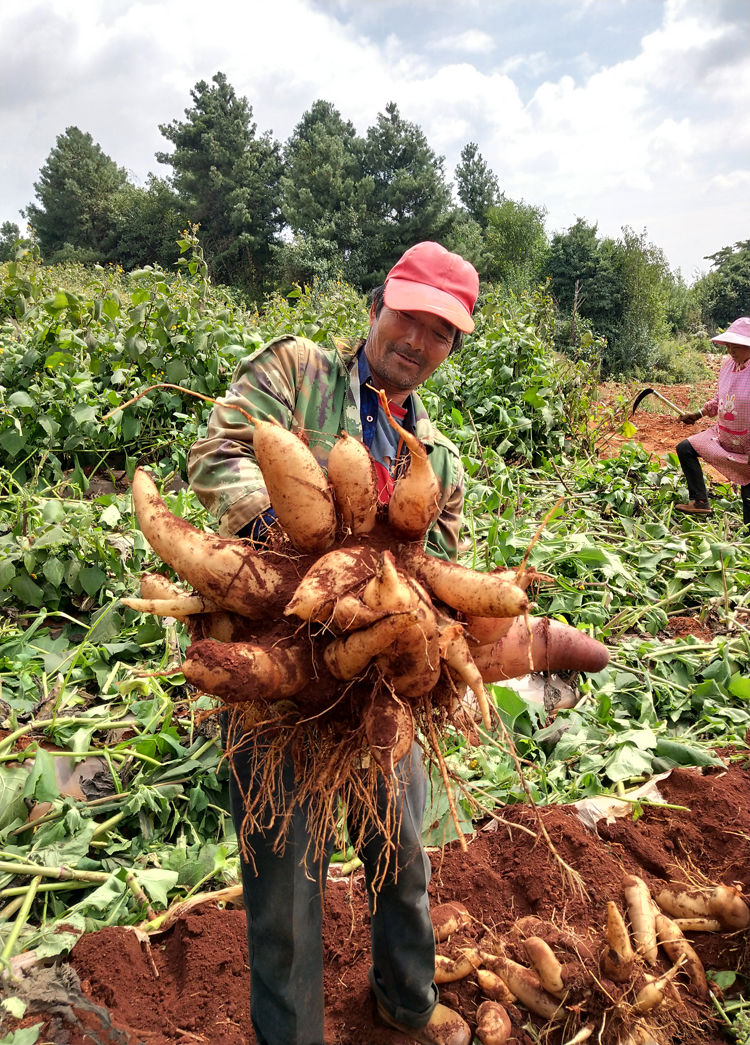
[364,303,456,403]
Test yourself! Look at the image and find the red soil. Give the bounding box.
[599,373,729,483]
[8,761,750,1045]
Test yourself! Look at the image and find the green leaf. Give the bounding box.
[28,815,99,866]
[133,868,179,907]
[0,559,16,589]
[99,503,121,527]
[41,500,66,523]
[122,412,140,441]
[729,675,750,700]
[67,875,127,919]
[604,743,655,783]
[22,748,60,805]
[79,566,107,596]
[47,290,70,310]
[0,765,31,831]
[653,738,724,769]
[0,429,25,456]
[88,604,121,642]
[71,404,98,425]
[38,414,61,439]
[32,525,69,549]
[44,350,74,370]
[8,390,35,409]
[708,969,737,989]
[33,920,86,962]
[0,1024,43,1045]
[10,574,44,606]
[1,998,27,1020]
[422,766,473,846]
[166,359,189,383]
[42,556,65,588]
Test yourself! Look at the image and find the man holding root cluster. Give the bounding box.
[188,242,478,1045]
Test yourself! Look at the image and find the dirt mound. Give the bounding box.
[6,761,749,1045]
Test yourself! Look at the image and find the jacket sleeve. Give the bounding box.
[424,471,464,561]
[422,444,465,562]
[187,337,302,535]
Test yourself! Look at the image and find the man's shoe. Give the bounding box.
[376,1000,470,1045]
[675,500,713,516]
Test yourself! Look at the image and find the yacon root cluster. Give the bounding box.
[125,410,609,853]
[429,874,749,1044]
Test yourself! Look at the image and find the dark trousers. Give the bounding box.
[676,439,750,525]
[226,728,437,1045]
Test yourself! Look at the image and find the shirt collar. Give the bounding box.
[357,348,416,430]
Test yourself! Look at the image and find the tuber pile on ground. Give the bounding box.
[125,404,609,853]
[427,872,750,1045]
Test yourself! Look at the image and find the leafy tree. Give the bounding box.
[361,102,453,285]
[454,142,500,226]
[607,228,673,376]
[278,100,370,286]
[546,219,601,310]
[545,219,622,348]
[0,221,23,263]
[443,210,489,275]
[483,197,548,291]
[696,240,750,328]
[545,220,681,375]
[662,272,701,336]
[157,72,283,295]
[110,177,186,271]
[25,127,128,261]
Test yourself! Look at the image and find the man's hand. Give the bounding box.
[678,411,701,425]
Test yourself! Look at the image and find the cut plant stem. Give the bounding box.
[0,716,135,757]
[515,496,564,578]
[0,881,92,899]
[1,875,42,963]
[0,896,25,924]
[0,860,110,883]
[0,859,156,917]
[102,383,256,427]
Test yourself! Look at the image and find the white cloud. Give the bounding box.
[0,0,747,279]
[499,51,550,78]
[428,29,495,55]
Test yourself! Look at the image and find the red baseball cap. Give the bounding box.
[384,242,479,333]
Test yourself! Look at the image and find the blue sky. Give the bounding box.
[1,0,748,281]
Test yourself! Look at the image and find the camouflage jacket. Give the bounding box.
[187,335,464,560]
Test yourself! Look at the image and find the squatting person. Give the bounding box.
[187,242,479,1045]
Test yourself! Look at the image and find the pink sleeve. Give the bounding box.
[702,358,729,416]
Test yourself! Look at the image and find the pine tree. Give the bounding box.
[25,127,128,260]
[279,100,371,285]
[362,102,453,285]
[157,72,283,293]
[454,142,500,226]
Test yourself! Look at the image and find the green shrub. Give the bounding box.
[648,339,712,384]
[425,284,596,462]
